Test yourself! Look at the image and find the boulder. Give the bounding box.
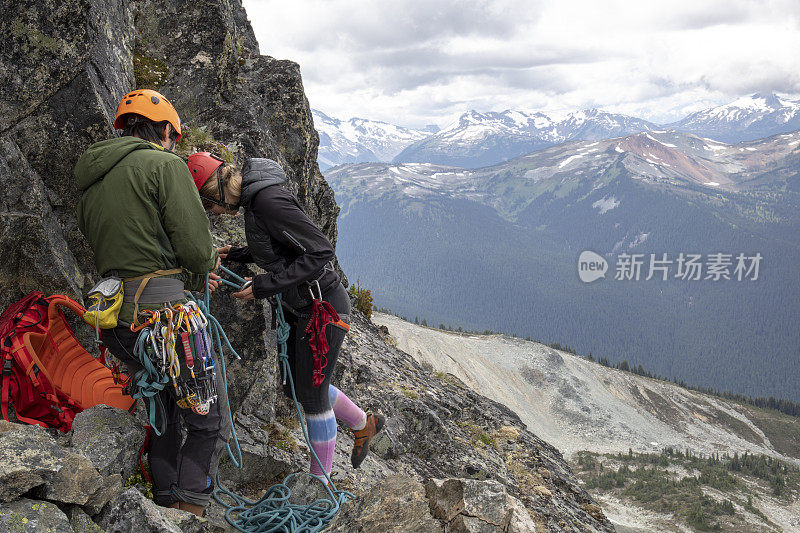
[327,475,444,532]
[71,404,146,480]
[0,421,117,508]
[0,423,70,502]
[98,487,210,533]
[218,413,298,491]
[161,506,216,533]
[83,474,124,516]
[31,451,105,506]
[426,478,465,522]
[66,505,104,532]
[426,478,538,533]
[0,498,73,533]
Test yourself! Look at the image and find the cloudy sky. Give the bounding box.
[242,0,800,129]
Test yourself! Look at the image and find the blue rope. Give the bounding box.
[131,329,170,436]
[219,265,248,287]
[189,275,353,532]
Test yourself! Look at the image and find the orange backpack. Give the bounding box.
[0,292,134,432]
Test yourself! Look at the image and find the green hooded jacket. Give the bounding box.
[75,136,217,323]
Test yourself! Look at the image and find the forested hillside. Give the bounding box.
[330,131,800,401]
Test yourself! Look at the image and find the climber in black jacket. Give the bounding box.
[188,154,384,480]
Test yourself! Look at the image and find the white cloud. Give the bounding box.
[243,0,800,127]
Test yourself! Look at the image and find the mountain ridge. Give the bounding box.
[317,93,800,169]
[313,108,430,170]
[328,128,800,403]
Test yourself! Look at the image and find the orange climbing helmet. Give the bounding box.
[113,89,182,140]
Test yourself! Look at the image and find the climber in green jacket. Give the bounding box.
[74,89,229,517]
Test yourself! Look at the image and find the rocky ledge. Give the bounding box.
[0,310,613,532]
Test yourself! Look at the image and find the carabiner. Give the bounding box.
[308,279,323,301]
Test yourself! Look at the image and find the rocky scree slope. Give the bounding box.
[0,0,611,530]
[374,313,800,464]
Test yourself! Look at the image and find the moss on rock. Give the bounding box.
[175,124,235,163]
[133,52,169,89]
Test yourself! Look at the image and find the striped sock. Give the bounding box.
[329,385,367,431]
[306,410,337,477]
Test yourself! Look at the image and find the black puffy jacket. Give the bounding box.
[226,159,340,309]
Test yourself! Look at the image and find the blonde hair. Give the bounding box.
[199,164,242,212]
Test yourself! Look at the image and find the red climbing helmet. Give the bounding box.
[187,152,225,190]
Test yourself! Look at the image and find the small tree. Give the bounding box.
[348,281,373,319]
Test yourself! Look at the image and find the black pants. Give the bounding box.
[101,326,231,507]
[282,283,351,414]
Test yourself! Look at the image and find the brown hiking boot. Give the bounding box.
[351,412,384,468]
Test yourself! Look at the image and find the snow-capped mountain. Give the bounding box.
[316,93,800,170]
[328,130,800,405]
[312,110,431,170]
[669,92,800,143]
[393,108,657,168]
[553,108,657,140]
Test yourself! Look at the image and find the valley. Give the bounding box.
[374,313,800,532]
[328,129,800,402]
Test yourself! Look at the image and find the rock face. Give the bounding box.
[132,0,338,240]
[71,404,146,481]
[0,498,74,533]
[0,0,613,531]
[0,0,135,309]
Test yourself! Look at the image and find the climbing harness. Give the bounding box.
[305,280,349,388]
[125,268,183,327]
[191,273,352,532]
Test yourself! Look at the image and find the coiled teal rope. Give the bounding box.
[131,329,169,436]
[190,273,353,532]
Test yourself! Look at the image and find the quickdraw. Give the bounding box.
[128,301,218,416]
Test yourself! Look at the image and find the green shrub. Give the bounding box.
[125,470,154,500]
[348,281,373,319]
[175,125,234,162]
